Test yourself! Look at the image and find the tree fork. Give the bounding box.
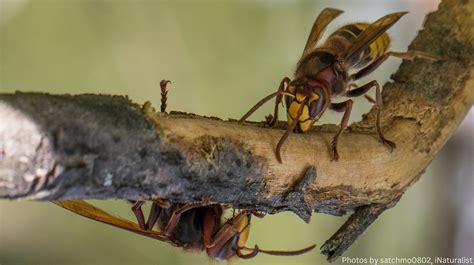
[0,0,472,261]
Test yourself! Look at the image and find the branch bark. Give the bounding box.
[0,0,472,261]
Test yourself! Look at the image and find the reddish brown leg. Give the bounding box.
[238,244,316,258]
[346,80,396,152]
[350,54,389,81]
[234,213,316,258]
[347,83,378,103]
[204,209,315,259]
[201,206,225,248]
[350,51,443,81]
[236,247,260,259]
[160,80,171,113]
[203,210,252,249]
[329,100,353,161]
[364,94,376,104]
[251,211,266,218]
[163,201,214,235]
[145,202,163,231]
[130,200,164,231]
[386,51,444,61]
[239,77,291,124]
[129,200,147,230]
[268,77,291,127]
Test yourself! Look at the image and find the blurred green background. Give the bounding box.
[1,0,473,264]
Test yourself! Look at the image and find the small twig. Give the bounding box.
[320,204,388,262]
[160,80,171,113]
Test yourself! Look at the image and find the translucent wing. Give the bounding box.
[303,8,344,56]
[52,200,176,245]
[343,12,408,61]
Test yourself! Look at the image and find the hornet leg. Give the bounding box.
[129,200,147,230]
[268,77,291,127]
[329,100,353,161]
[145,201,163,231]
[163,200,214,236]
[350,51,443,81]
[346,80,396,152]
[239,77,292,124]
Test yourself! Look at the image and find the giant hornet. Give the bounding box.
[53,200,315,260]
[239,8,440,162]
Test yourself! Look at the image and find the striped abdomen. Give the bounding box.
[324,23,390,68]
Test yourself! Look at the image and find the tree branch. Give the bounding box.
[321,203,394,262]
[0,0,472,261]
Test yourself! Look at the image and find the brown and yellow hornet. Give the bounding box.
[239,8,440,162]
[53,200,315,260]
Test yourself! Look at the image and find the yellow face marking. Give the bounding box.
[295,93,306,102]
[309,93,320,103]
[299,106,310,121]
[288,101,309,121]
[236,216,250,247]
[299,119,317,132]
[288,101,300,119]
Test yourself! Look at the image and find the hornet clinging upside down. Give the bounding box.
[53,200,316,260]
[239,8,441,163]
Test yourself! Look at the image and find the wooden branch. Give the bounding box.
[0,0,472,261]
[321,203,394,262]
